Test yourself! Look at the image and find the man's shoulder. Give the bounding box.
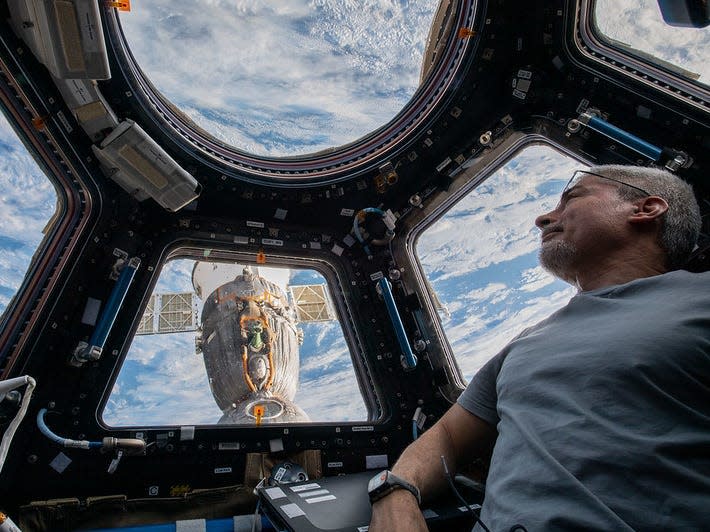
[652,269,710,289]
[591,269,710,297]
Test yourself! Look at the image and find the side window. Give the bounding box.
[0,114,58,316]
[416,145,579,380]
[593,0,709,88]
[103,258,368,426]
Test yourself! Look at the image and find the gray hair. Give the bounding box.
[588,164,701,270]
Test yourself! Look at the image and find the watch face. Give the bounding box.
[368,471,388,493]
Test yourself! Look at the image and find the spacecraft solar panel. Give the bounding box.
[289,284,335,322]
[136,292,198,335]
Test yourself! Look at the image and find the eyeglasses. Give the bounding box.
[563,170,651,197]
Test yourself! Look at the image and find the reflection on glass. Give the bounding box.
[594,0,709,87]
[103,259,367,426]
[416,145,579,381]
[0,114,57,317]
[119,1,438,156]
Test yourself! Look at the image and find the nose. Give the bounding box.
[535,209,555,229]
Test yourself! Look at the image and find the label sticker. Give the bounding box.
[290,483,321,492]
[352,426,374,432]
[436,157,452,172]
[340,208,355,216]
[214,467,232,474]
[218,442,240,450]
[280,503,305,518]
[265,487,287,500]
[180,426,195,441]
[327,462,343,468]
[262,238,283,246]
[298,489,330,498]
[305,494,337,504]
[365,454,389,469]
[56,111,73,133]
[517,69,533,79]
[50,452,71,474]
[274,467,287,482]
[246,220,265,228]
[175,518,206,532]
[80,297,101,325]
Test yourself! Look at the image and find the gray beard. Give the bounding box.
[539,240,577,283]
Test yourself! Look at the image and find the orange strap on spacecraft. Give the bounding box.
[107,1,131,11]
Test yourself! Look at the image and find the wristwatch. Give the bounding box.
[367,470,421,505]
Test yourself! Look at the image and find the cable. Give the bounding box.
[353,208,396,257]
[0,376,36,474]
[440,455,490,532]
[37,408,102,449]
[440,456,529,532]
[251,499,261,532]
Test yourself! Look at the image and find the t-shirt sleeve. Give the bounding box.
[457,350,508,427]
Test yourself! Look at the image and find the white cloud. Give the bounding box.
[520,266,556,292]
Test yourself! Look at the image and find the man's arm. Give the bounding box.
[369,403,497,531]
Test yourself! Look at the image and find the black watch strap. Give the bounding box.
[368,470,421,505]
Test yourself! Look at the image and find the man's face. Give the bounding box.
[535,174,633,284]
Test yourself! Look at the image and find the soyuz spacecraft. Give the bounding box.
[192,263,309,425]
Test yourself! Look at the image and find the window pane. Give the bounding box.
[417,146,579,380]
[0,114,57,316]
[594,0,709,87]
[119,1,437,156]
[103,259,367,426]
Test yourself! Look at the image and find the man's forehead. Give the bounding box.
[565,173,615,194]
[572,172,610,187]
[562,176,592,196]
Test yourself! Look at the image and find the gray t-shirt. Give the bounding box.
[458,270,710,531]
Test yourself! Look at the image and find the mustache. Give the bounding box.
[540,225,563,238]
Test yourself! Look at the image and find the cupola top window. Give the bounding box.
[119,1,437,157]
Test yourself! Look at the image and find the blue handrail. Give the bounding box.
[582,113,663,161]
[377,278,417,370]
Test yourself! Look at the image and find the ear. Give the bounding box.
[628,196,668,224]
